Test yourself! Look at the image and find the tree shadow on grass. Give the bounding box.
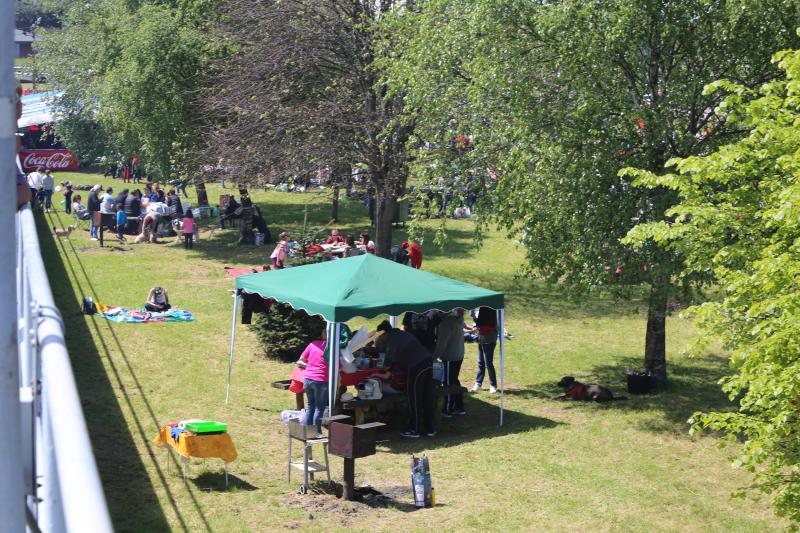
[42,211,212,532]
[532,355,735,435]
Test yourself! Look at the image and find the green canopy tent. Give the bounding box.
[227,254,507,425]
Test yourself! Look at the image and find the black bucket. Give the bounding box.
[626,373,652,394]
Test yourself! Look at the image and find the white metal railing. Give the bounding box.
[16,206,112,532]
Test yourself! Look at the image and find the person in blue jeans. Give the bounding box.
[471,307,498,393]
[87,184,102,240]
[296,335,329,435]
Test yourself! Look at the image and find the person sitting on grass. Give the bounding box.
[145,287,171,312]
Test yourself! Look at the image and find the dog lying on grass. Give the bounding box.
[555,376,626,402]
[53,225,75,238]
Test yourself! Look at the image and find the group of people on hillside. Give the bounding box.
[72,183,190,245]
[268,229,379,269]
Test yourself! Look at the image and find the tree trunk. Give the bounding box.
[331,186,339,223]
[644,279,668,385]
[374,193,396,258]
[195,179,208,206]
[238,187,254,244]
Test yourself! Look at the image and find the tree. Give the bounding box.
[36,0,214,179]
[15,0,70,28]
[387,0,800,382]
[201,0,415,256]
[624,45,800,524]
[250,304,326,362]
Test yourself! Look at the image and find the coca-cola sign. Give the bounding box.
[20,149,80,172]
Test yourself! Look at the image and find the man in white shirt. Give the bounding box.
[41,170,55,212]
[27,166,44,208]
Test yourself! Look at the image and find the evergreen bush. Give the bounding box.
[249,303,326,362]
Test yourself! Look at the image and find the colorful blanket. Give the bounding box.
[98,304,194,323]
[224,266,267,277]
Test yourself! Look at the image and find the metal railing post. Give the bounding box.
[1,0,26,528]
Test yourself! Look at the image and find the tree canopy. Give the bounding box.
[201,0,416,256]
[36,0,214,178]
[385,0,800,380]
[625,43,800,524]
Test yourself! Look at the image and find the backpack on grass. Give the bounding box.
[81,296,97,315]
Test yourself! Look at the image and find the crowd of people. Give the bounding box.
[67,182,189,244]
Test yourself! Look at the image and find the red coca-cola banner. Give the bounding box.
[19,149,80,173]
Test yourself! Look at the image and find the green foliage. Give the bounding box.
[36,0,214,178]
[385,0,800,377]
[390,0,800,291]
[249,303,325,363]
[15,0,70,28]
[626,45,800,524]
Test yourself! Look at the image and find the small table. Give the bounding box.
[152,426,238,487]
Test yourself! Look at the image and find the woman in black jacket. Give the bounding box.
[87,184,102,240]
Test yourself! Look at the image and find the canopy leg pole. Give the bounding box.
[498,308,505,427]
[225,293,240,404]
[327,321,336,417]
[331,323,341,418]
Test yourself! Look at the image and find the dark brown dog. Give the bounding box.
[556,376,624,402]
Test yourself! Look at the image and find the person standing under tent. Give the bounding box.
[375,320,436,438]
[402,310,441,353]
[471,306,498,393]
[296,331,328,436]
[433,309,466,416]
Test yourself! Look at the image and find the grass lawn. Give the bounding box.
[40,172,784,532]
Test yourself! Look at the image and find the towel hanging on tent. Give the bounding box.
[324,323,352,363]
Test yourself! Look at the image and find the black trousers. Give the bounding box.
[406,359,435,434]
[184,233,193,249]
[145,303,171,312]
[443,360,464,413]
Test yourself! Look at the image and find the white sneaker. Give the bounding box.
[471,383,480,392]
[90,237,98,241]
[489,386,498,394]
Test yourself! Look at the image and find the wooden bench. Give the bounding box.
[341,383,468,425]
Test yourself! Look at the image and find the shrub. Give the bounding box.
[249,303,325,362]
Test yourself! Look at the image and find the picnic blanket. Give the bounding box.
[98,304,194,323]
[224,266,268,277]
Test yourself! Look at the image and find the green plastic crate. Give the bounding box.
[185,421,228,434]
